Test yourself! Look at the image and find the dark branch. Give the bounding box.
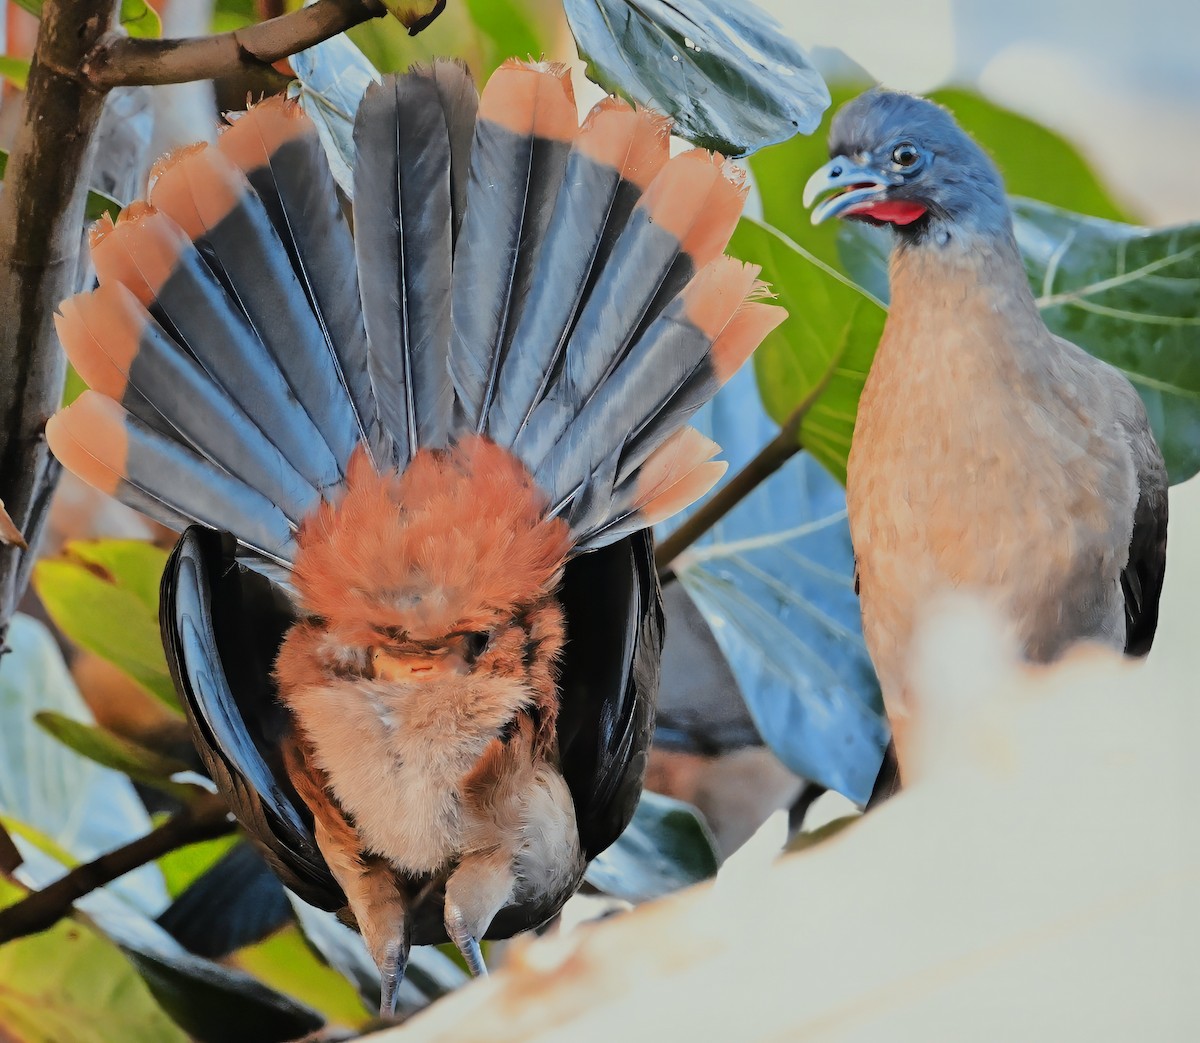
[82,0,386,89]
[655,370,838,576]
[0,0,117,655]
[0,793,233,944]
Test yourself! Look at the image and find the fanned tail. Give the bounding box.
[50,59,783,570]
[218,96,387,464]
[352,61,477,462]
[52,97,371,565]
[448,60,578,432]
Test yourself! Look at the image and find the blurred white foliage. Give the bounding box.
[385,596,1199,1041]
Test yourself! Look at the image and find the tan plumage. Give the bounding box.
[805,89,1167,774]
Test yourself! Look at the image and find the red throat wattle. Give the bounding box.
[847,200,928,225]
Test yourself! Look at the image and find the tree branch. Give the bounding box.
[0,0,118,655]
[81,0,386,89]
[0,793,233,944]
[654,369,838,577]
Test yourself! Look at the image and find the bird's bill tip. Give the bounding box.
[802,157,891,225]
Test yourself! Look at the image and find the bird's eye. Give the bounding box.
[462,631,491,659]
[892,143,921,168]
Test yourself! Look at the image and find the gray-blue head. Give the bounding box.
[803,89,1012,245]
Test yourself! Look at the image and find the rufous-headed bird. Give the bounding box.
[803,90,1167,783]
[47,59,784,1013]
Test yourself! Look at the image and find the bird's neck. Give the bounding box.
[884,227,1050,379]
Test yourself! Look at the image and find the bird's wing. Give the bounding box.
[555,529,663,860]
[1116,391,1168,657]
[161,525,345,911]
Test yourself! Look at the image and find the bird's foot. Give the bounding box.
[445,902,488,977]
[377,928,412,1018]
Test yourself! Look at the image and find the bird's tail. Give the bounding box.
[49,59,783,563]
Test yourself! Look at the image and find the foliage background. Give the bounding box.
[0,0,1197,1038]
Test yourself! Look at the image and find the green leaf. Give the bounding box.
[233,926,372,1030]
[0,878,187,1043]
[11,0,160,36]
[0,148,123,222]
[12,837,327,1043]
[463,0,549,65]
[33,712,197,801]
[1016,200,1200,484]
[157,834,239,899]
[119,0,162,38]
[563,0,829,156]
[747,82,867,268]
[33,540,178,710]
[0,55,30,90]
[62,363,88,407]
[585,792,719,902]
[732,217,886,483]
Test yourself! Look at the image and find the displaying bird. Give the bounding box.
[802,89,1167,783]
[47,59,784,1013]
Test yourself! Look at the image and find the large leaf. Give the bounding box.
[733,217,886,483]
[0,877,186,1043]
[34,712,196,800]
[33,540,178,710]
[837,205,1200,484]
[585,792,718,902]
[662,366,888,804]
[0,614,167,914]
[233,925,371,1030]
[562,0,829,156]
[1017,201,1200,484]
[11,839,325,1043]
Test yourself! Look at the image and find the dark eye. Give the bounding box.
[463,631,491,659]
[892,143,920,167]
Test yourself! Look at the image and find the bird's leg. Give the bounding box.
[315,823,412,1017]
[283,738,412,1017]
[444,846,515,977]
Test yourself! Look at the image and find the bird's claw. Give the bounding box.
[378,933,410,1018]
[445,903,488,977]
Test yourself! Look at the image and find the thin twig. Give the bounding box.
[81,0,386,89]
[655,368,839,576]
[0,793,233,944]
[0,0,117,655]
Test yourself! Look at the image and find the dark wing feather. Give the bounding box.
[1122,461,1168,657]
[865,738,900,810]
[556,530,663,860]
[161,526,344,912]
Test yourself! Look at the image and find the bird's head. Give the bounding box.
[803,89,1011,244]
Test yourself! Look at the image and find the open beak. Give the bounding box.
[803,157,897,225]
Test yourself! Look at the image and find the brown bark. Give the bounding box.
[82,0,385,89]
[0,0,118,653]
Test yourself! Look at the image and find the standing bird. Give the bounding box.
[803,90,1167,783]
[47,59,783,1012]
